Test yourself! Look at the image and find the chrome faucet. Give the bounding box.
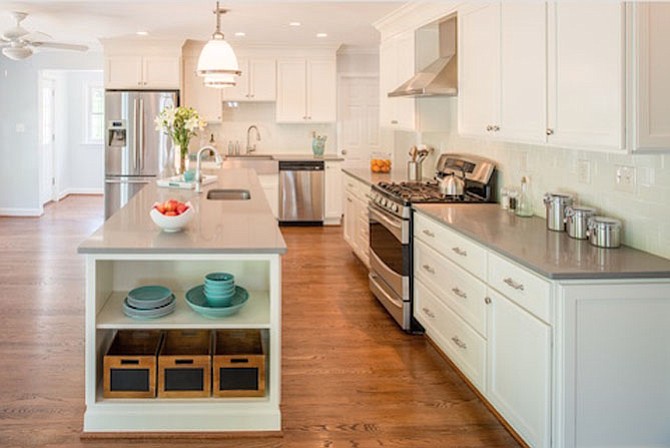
[194,145,223,193]
[246,125,261,154]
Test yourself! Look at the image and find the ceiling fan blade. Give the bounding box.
[22,31,52,43]
[30,42,88,52]
[2,25,29,41]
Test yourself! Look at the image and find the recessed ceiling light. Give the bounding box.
[289,22,301,27]
[316,33,328,38]
[136,31,149,36]
[234,32,246,37]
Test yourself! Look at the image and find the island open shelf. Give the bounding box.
[97,290,271,329]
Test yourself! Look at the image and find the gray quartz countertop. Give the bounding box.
[343,167,432,186]
[78,168,287,255]
[414,203,670,280]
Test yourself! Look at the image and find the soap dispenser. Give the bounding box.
[515,176,534,217]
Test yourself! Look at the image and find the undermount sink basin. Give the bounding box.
[206,189,251,200]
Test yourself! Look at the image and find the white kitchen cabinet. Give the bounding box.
[276,58,336,123]
[342,173,370,267]
[106,56,180,90]
[379,30,416,130]
[547,3,625,150]
[222,58,276,102]
[182,56,222,123]
[324,161,343,226]
[459,2,546,143]
[486,289,551,448]
[632,3,670,152]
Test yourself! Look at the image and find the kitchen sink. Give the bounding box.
[206,189,251,200]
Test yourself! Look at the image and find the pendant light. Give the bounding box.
[196,2,241,86]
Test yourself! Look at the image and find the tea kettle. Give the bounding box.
[440,170,465,196]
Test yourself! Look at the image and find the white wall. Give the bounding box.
[413,98,670,260]
[0,52,103,215]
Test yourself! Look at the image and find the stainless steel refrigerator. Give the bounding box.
[104,90,179,219]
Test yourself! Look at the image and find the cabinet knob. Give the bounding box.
[492,125,500,132]
[486,125,493,132]
[391,120,398,125]
[546,128,554,136]
[485,296,491,304]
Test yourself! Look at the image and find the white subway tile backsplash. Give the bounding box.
[418,131,670,260]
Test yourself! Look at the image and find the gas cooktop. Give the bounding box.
[375,180,481,204]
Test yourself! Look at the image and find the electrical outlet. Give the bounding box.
[577,159,591,184]
[615,165,636,193]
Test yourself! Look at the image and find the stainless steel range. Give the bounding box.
[368,153,496,331]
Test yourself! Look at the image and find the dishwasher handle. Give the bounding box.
[278,160,324,171]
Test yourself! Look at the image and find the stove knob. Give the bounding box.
[383,199,389,207]
[393,204,399,213]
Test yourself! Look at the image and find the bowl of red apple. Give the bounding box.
[150,199,193,232]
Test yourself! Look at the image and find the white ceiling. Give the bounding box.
[0,1,402,51]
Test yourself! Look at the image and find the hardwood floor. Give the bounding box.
[0,196,519,447]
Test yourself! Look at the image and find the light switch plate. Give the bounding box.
[577,159,591,184]
[615,165,636,193]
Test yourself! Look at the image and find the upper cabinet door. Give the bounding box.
[499,3,547,143]
[276,59,307,123]
[249,59,277,101]
[307,60,336,122]
[459,3,501,137]
[634,2,670,151]
[182,56,222,123]
[547,3,625,150]
[106,56,143,89]
[223,58,250,101]
[379,39,398,127]
[142,57,180,89]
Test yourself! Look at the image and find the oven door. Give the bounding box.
[368,203,410,298]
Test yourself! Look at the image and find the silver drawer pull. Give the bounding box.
[422,264,435,274]
[451,287,467,299]
[503,277,525,291]
[422,229,435,238]
[451,247,467,256]
[422,307,435,318]
[451,336,467,349]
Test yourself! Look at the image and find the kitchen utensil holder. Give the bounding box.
[407,161,421,181]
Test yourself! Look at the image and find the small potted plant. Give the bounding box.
[155,106,206,175]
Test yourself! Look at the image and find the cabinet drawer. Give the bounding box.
[414,240,487,337]
[344,174,370,201]
[414,213,487,279]
[488,252,551,323]
[415,279,486,392]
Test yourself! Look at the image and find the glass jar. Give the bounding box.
[500,187,510,210]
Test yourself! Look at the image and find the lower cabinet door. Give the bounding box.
[487,289,551,448]
[415,279,486,392]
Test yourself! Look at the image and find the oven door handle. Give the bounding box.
[368,204,402,231]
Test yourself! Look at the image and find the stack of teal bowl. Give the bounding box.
[204,272,236,306]
[185,272,249,318]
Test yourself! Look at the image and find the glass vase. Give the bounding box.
[173,143,188,175]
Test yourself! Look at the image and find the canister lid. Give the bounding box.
[566,205,597,217]
[543,192,573,203]
[588,216,622,229]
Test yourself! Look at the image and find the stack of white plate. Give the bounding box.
[122,285,176,319]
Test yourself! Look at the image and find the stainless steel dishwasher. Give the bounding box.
[278,160,324,225]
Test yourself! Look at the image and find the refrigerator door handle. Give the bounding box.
[139,98,145,171]
[105,178,151,184]
[132,98,138,171]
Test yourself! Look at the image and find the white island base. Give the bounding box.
[83,252,282,433]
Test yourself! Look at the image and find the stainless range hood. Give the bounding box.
[388,15,457,98]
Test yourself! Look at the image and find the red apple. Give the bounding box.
[164,211,177,217]
[176,203,188,215]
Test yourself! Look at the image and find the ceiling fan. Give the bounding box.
[1,11,88,61]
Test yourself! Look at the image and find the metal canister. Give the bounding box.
[587,216,623,248]
[543,193,574,232]
[564,205,597,240]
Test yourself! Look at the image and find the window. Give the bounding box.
[85,84,104,144]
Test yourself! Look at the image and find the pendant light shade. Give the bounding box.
[196,2,241,84]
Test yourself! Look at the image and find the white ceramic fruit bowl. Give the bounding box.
[150,202,194,232]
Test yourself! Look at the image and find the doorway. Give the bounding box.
[337,74,381,167]
[39,76,56,205]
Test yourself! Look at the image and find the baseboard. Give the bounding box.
[0,207,43,217]
[58,188,103,200]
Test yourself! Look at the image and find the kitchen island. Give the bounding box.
[78,169,287,433]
